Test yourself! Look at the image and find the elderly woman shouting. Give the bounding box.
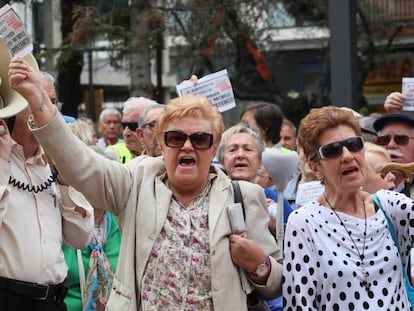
[216,123,293,228]
[9,58,282,311]
[216,124,292,311]
[283,106,414,310]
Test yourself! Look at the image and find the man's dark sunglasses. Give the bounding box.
[141,120,156,132]
[164,130,213,150]
[121,121,139,131]
[315,136,364,160]
[376,134,414,146]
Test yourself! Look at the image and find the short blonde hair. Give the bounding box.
[68,119,96,145]
[156,95,225,146]
[364,141,391,174]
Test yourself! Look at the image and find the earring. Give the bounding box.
[317,175,324,185]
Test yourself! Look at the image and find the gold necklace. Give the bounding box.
[324,194,371,291]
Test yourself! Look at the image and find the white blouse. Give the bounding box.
[283,189,413,310]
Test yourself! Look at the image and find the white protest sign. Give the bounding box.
[402,77,414,111]
[176,69,236,112]
[295,180,324,207]
[0,4,32,58]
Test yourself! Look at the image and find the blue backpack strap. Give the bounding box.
[371,194,400,251]
[372,193,414,304]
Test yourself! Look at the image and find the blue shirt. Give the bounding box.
[263,187,293,223]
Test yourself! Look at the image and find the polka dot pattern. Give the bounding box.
[283,189,414,310]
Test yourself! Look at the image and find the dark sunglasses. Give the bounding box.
[376,134,414,146]
[315,136,364,160]
[164,130,213,150]
[121,121,139,131]
[141,120,156,132]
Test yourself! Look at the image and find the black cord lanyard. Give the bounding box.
[8,171,59,193]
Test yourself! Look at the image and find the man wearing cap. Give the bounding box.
[373,112,414,195]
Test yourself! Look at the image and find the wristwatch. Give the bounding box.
[249,255,271,277]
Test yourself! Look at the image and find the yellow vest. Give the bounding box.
[107,142,133,164]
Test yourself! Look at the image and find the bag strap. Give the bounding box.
[232,180,245,219]
[372,194,399,251]
[231,180,253,294]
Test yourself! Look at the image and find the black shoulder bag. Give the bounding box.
[232,180,270,311]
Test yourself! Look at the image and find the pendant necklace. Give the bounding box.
[324,194,371,291]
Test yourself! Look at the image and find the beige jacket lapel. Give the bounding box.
[154,177,173,237]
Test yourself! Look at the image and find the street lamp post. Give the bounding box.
[87,49,94,120]
[328,0,359,109]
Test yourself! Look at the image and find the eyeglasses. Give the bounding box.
[164,130,213,150]
[315,136,364,160]
[52,99,63,112]
[121,121,139,131]
[376,134,414,146]
[141,120,156,132]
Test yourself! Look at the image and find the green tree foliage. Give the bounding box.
[57,1,131,118]
[159,0,311,124]
[282,0,404,113]
[60,0,409,122]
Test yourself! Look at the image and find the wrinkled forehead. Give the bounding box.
[379,121,414,135]
[103,114,121,121]
[145,107,164,122]
[226,132,258,147]
[164,116,213,133]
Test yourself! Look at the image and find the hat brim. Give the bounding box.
[0,36,39,118]
[373,113,414,131]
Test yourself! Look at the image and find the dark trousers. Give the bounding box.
[0,277,68,311]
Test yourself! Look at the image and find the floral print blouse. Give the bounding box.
[141,177,214,310]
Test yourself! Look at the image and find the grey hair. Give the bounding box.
[282,118,297,136]
[364,141,391,174]
[138,103,164,127]
[216,123,265,164]
[39,71,58,97]
[98,108,121,123]
[39,71,56,84]
[68,119,95,146]
[123,97,159,112]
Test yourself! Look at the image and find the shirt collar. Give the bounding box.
[11,139,48,166]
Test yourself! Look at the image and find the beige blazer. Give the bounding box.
[33,115,283,311]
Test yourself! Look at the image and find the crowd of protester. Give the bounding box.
[3,57,414,311]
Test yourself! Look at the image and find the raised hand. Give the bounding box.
[384,92,404,113]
